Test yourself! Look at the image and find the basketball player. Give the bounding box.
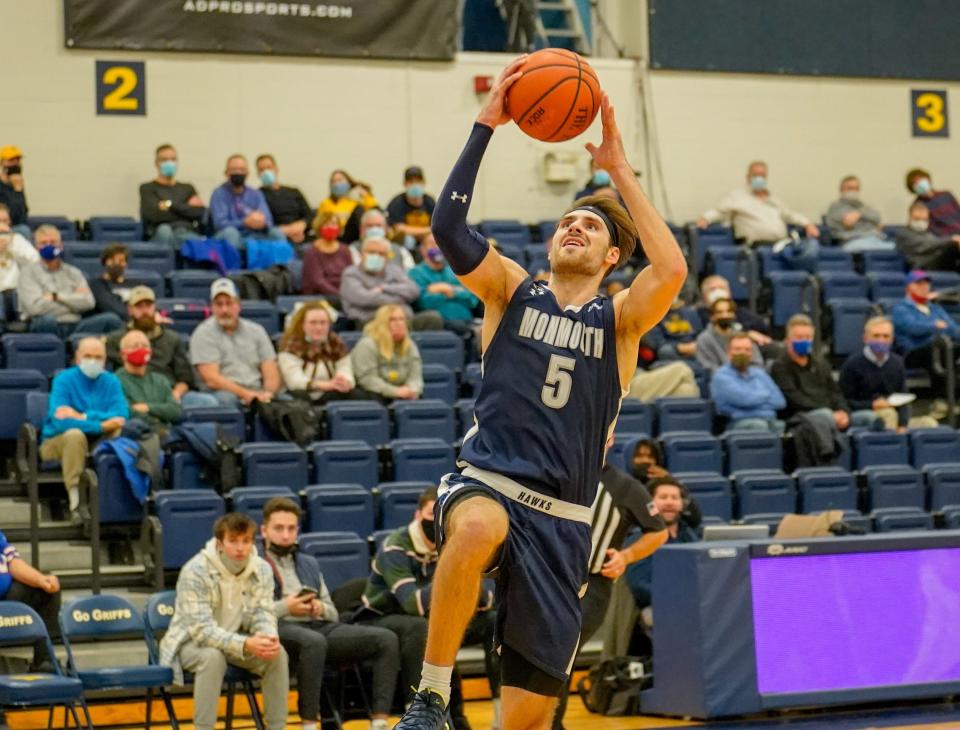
[394,56,687,730]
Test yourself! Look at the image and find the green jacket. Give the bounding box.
[115,368,183,425]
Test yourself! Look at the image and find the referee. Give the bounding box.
[552,440,669,729]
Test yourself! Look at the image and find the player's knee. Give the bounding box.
[449,506,508,551]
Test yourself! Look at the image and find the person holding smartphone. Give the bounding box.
[260,497,400,730]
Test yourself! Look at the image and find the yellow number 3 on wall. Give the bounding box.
[96,60,146,116]
[911,89,948,138]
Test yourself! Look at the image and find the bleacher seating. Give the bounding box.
[421,363,458,404]
[392,400,456,442]
[311,440,379,490]
[656,397,712,435]
[297,531,370,591]
[169,270,219,299]
[616,398,653,435]
[766,270,814,327]
[861,250,905,274]
[924,465,960,510]
[863,465,925,510]
[304,483,374,536]
[153,490,225,570]
[662,433,723,474]
[155,298,208,335]
[871,506,934,532]
[239,300,280,336]
[2,333,65,375]
[378,481,431,530]
[182,405,246,441]
[733,470,796,519]
[228,485,296,524]
[27,215,77,240]
[390,438,455,482]
[87,216,143,242]
[0,368,47,440]
[724,431,783,474]
[94,451,146,524]
[411,331,465,373]
[326,400,390,447]
[852,430,910,469]
[795,467,858,513]
[908,427,960,468]
[828,298,872,357]
[674,472,733,522]
[239,442,308,489]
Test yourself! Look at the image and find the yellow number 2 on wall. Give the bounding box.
[95,60,146,116]
[911,89,948,138]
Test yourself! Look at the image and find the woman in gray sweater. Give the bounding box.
[350,304,423,402]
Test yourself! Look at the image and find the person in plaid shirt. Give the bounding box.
[159,512,289,730]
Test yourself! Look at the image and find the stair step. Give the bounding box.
[0,496,31,525]
[18,540,105,572]
[544,28,579,37]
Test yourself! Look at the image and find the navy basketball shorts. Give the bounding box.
[435,470,592,684]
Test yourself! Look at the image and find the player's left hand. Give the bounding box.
[585,93,627,173]
[600,548,627,579]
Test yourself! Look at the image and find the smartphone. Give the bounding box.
[296,588,318,599]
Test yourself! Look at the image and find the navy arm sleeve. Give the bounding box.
[431,123,494,275]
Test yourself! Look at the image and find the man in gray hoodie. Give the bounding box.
[695,297,763,374]
[159,512,289,730]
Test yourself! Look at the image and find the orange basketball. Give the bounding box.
[506,48,601,143]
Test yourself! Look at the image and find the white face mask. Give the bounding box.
[841,190,860,202]
[909,218,929,232]
[78,358,104,379]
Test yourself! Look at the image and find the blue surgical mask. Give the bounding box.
[78,358,104,379]
[914,178,932,196]
[259,169,277,187]
[331,181,350,197]
[364,226,386,240]
[426,248,445,265]
[868,341,891,357]
[592,170,611,187]
[750,175,767,192]
[39,244,62,261]
[364,253,386,273]
[791,339,813,357]
[407,184,424,198]
[159,160,177,178]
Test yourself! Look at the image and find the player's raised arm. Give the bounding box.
[431,56,530,306]
[588,94,687,338]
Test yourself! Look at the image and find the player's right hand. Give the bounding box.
[476,55,528,129]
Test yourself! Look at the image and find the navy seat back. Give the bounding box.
[909,427,960,468]
[853,431,909,469]
[0,369,47,440]
[392,399,456,442]
[766,271,814,327]
[239,300,280,336]
[733,470,796,518]
[864,465,925,510]
[240,443,308,489]
[169,451,206,490]
[674,471,733,522]
[229,485,296,525]
[463,362,482,398]
[378,481,431,530]
[2,334,66,376]
[411,331,464,373]
[88,216,143,242]
[724,431,783,474]
[421,364,457,404]
[795,466,858,512]
[816,248,853,272]
[62,243,104,276]
[616,398,653,435]
[95,452,146,524]
[155,490,225,569]
[925,464,960,510]
[297,531,369,592]
[26,391,48,429]
[861,250,905,274]
[155,298,208,335]
[28,215,77,240]
[311,440,378,490]
[705,246,751,300]
[867,271,906,300]
[656,397,711,435]
[390,438,455,482]
[819,271,867,301]
[169,270,219,299]
[143,590,176,660]
[182,405,246,442]
[304,483,374,537]
[124,269,164,294]
[828,298,872,357]
[60,595,144,641]
[128,243,175,274]
[871,506,933,532]
[326,400,390,447]
[662,433,722,473]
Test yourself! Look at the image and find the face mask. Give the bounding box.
[331,181,350,197]
[914,178,932,196]
[268,542,296,557]
[407,184,425,198]
[632,463,650,481]
[731,353,752,371]
[420,517,436,543]
[4,165,21,176]
[909,218,929,232]
[320,224,340,242]
[218,551,248,575]
[867,341,891,357]
[841,190,860,202]
[909,290,929,305]
[259,169,277,187]
[750,175,767,192]
[715,316,735,329]
[229,173,246,187]
[426,248,445,265]
[791,339,813,357]
[592,170,611,187]
[78,358,104,379]
[159,160,177,178]
[363,226,386,241]
[304,333,327,345]
[39,244,62,261]
[106,264,125,280]
[124,347,151,367]
[706,288,731,305]
[364,253,385,273]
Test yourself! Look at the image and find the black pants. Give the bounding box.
[6,580,61,668]
[553,574,612,730]
[279,619,400,720]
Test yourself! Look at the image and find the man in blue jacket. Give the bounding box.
[711,332,786,432]
[892,269,959,355]
[40,337,128,524]
[210,154,284,250]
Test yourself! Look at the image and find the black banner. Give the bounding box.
[64,0,457,61]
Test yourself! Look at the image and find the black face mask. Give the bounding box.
[269,542,297,557]
[4,165,21,175]
[229,173,247,187]
[105,264,125,281]
[632,463,650,481]
[421,517,436,544]
[715,317,735,329]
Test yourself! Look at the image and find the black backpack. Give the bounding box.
[232,265,293,302]
[254,399,321,447]
[577,656,651,716]
[164,422,241,494]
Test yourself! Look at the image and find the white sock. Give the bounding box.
[418,661,453,706]
[491,697,501,730]
[301,722,317,730]
[370,719,389,730]
[67,486,80,512]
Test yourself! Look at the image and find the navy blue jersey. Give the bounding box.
[459,277,623,507]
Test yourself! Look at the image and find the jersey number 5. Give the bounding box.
[542,354,576,409]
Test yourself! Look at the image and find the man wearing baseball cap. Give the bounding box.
[387,165,436,246]
[892,269,959,356]
[0,145,28,232]
[189,278,282,407]
[106,286,219,409]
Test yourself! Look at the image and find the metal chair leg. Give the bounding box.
[244,682,266,730]
[145,687,153,730]
[225,683,236,730]
[161,687,180,730]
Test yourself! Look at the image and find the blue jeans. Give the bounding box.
[841,234,894,253]
[29,312,124,337]
[180,391,221,408]
[152,224,201,250]
[215,226,285,250]
[727,417,786,434]
[777,237,820,274]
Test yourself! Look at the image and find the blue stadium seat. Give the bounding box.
[656,397,712,435]
[27,215,77,240]
[863,465,925,510]
[705,246,752,301]
[495,242,523,262]
[463,362,482,398]
[338,331,363,350]
[128,243,175,274]
[169,451,207,490]
[392,400,456,442]
[239,443,308,489]
[828,298,872,357]
[124,268,165,294]
[852,430,909,469]
[616,398,653,435]
[311,440,378,490]
[182,405,246,442]
[662,433,723,474]
[297,531,370,591]
[839,510,872,533]
[526,251,550,275]
[390,438,455,482]
[412,331,465,373]
[673,471,733,522]
[62,243,106,276]
[755,247,786,278]
[723,431,783,474]
[536,221,556,244]
[0,369,47,440]
[871,506,933,532]
[228,485,296,524]
[238,300,280,336]
[733,470,797,519]
[522,242,547,267]
[88,216,143,242]
[866,271,906,300]
[942,505,960,529]
[923,464,960,510]
[169,270,219,299]
[378,481,432,530]
[909,427,960,468]
[479,219,531,245]
[455,398,475,439]
[155,298,208,335]
[795,466,858,512]
[1,334,65,376]
[371,528,394,554]
[766,271,815,327]
[816,248,853,272]
[276,295,317,318]
[739,515,779,532]
[94,451,146,524]
[861,250,905,274]
[326,401,390,447]
[304,484,374,537]
[818,271,867,301]
[421,363,457,404]
[927,271,960,292]
[154,490,225,569]
[0,602,88,724]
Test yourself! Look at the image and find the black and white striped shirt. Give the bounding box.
[588,465,665,575]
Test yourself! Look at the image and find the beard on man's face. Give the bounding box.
[133,316,155,332]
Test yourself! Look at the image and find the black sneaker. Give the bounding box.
[393,690,450,730]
